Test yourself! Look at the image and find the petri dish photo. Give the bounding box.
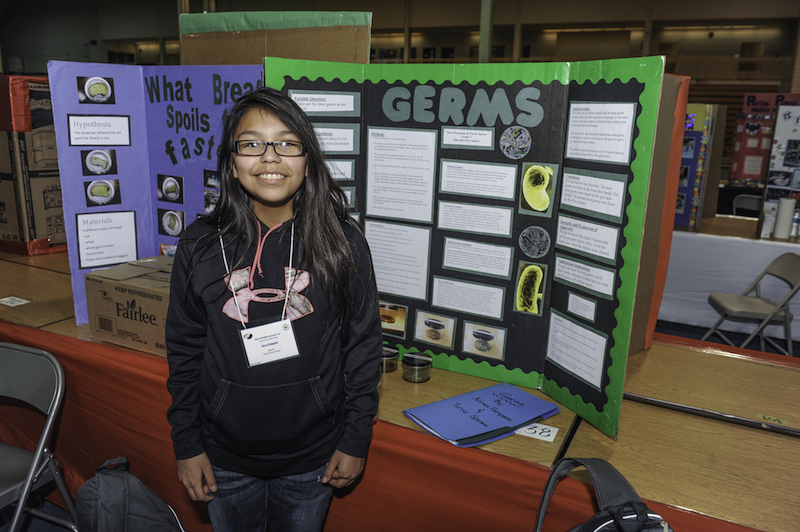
[85,150,112,174]
[161,176,180,201]
[161,210,183,236]
[84,77,112,102]
[86,180,115,205]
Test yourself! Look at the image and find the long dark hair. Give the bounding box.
[194,86,356,307]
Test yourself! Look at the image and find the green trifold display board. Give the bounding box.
[265,56,674,438]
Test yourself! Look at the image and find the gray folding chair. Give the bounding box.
[731,194,762,216]
[0,343,78,532]
[701,253,800,356]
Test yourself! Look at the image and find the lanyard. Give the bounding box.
[219,222,294,328]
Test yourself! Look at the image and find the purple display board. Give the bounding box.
[49,61,263,323]
[674,130,703,227]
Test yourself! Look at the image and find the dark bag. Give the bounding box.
[76,457,184,532]
[535,457,673,532]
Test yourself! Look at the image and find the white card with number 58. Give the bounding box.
[516,423,558,442]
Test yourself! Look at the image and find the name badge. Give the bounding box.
[239,319,300,367]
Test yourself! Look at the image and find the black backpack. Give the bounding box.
[76,457,185,532]
[535,457,673,532]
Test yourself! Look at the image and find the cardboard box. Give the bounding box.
[179,11,371,66]
[0,75,66,254]
[85,256,173,357]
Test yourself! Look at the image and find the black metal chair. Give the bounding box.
[701,253,800,356]
[0,342,78,532]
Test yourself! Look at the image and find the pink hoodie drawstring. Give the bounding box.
[248,222,284,287]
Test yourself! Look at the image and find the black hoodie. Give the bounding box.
[166,218,382,478]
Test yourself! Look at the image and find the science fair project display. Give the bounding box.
[49,56,682,438]
[760,104,800,239]
[264,56,682,438]
[47,60,263,323]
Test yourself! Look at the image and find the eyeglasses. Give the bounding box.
[233,140,306,157]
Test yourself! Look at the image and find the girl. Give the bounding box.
[166,87,382,531]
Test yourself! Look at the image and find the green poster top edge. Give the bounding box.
[179,11,372,35]
[266,58,572,86]
[265,56,665,89]
[265,57,367,89]
[366,61,572,85]
[568,55,665,84]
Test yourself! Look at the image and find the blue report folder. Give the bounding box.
[402,382,560,447]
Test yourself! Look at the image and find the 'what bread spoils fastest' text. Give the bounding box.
[144,73,264,165]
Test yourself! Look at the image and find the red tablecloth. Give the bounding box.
[0,321,755,531]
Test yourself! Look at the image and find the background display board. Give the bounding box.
[674,102,724,230]
[48,61,263,323]
[265,56,677,437]
[675,128,704,228]
[766,105,800,201]
[729,92,800,186]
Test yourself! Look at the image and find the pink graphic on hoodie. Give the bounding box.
[222,266,313,323]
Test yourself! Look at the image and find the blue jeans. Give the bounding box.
[207,464,332,532]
